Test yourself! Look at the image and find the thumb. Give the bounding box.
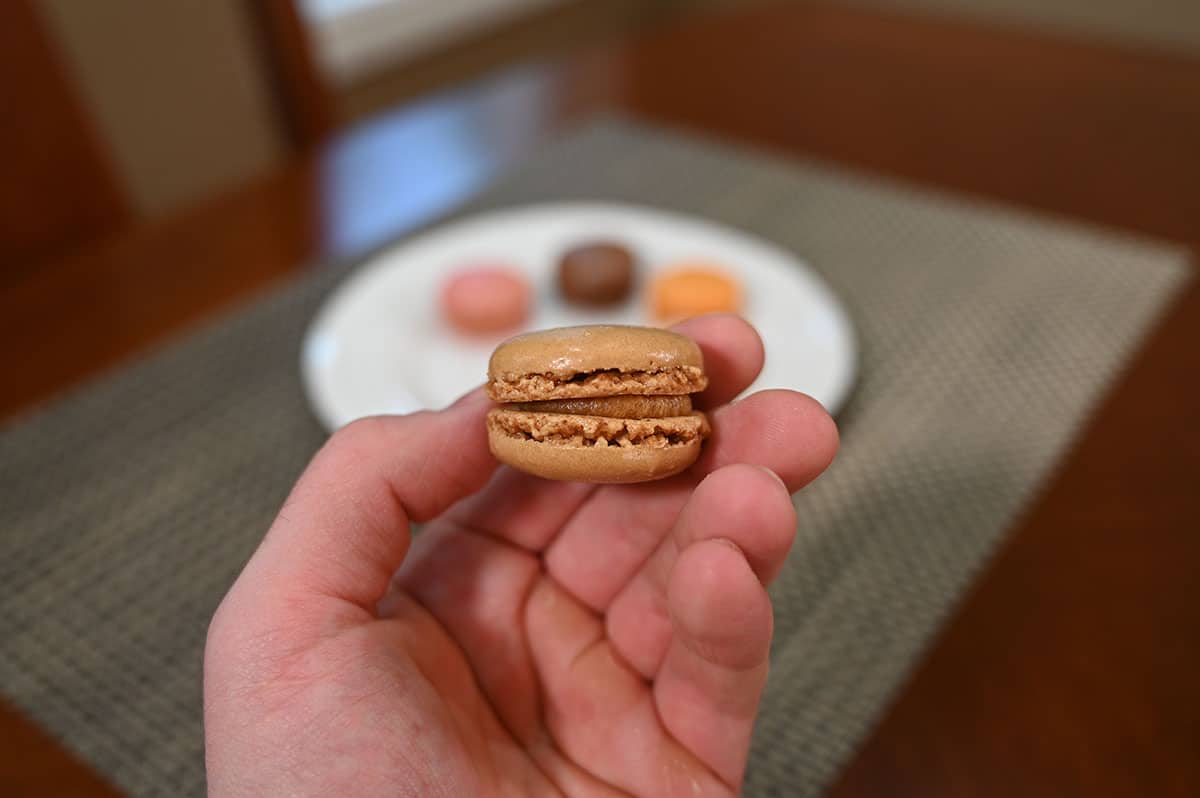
[231,387,496,615]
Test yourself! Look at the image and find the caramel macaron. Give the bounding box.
[486,325,711,483]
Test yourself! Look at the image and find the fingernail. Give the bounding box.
[754,465,787,490]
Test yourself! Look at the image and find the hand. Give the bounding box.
[204,315,838,797]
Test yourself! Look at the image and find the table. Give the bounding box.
[4,3,1199,795]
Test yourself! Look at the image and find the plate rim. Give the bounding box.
[301,200,858,431]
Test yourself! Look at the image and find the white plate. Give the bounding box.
[301,202,857,431]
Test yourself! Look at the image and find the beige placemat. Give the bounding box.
[0,118,1189,797]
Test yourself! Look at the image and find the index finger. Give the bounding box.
[672,314,765,409]
[224,389,497,618]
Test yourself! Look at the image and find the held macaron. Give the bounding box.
[486,325,711,483]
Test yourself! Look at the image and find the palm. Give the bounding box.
[205,316,838,797]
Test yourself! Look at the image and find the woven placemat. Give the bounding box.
[0,119,1189,797]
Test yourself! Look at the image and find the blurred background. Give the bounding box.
[1,0,1192,423]
[5,0,1199,277]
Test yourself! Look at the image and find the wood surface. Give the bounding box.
[3,3,1198,795]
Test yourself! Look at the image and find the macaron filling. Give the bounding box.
[508,394,692,419]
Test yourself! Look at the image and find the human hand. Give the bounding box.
[204,315,838,797]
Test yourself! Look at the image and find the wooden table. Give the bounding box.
[4,3,1198,795]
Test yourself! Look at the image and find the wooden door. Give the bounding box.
[247,0,337,148]
[0,0,130,280]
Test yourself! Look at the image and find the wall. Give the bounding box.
[687,0,1200,55]
[36,0,286,217]
[305,0,570,86]
[839,0,1200,54]
[331,0,671,122]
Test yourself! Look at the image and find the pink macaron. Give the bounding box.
[440,265,531,334]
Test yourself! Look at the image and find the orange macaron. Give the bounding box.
[649,264,742,323]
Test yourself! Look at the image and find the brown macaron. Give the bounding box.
[557,242,636,306]
[486,325,711,483]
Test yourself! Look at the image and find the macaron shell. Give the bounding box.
[649,266,743,323]
[488,325,703,382]
[440,267,530,334]
[487,408,707,483]
[487,365,706,403]
[557,242,636,306]
[489,408,708,444]
[488,428,703,483]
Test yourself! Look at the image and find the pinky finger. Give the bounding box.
[654,538,772,789]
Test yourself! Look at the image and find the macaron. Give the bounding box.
[441,265,531,334]
[557,242,636,306]
[486,325,711,483]
[649,264,742,323]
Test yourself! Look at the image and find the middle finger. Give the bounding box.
[543,389,838,611]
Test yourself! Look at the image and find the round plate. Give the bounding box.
[301,202,857,431]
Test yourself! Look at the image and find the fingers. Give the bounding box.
[694,389,839,479]
[655,538,773,788]
[443,467,597,551]
[388,523,544,742]
[443,314,766,551]
[671,314,765,409]
[605,464,796,677]
[545,389,837,611]
[227,388,497,617]
[524,575,732,797]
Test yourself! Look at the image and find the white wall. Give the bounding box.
[302,0,570,86]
